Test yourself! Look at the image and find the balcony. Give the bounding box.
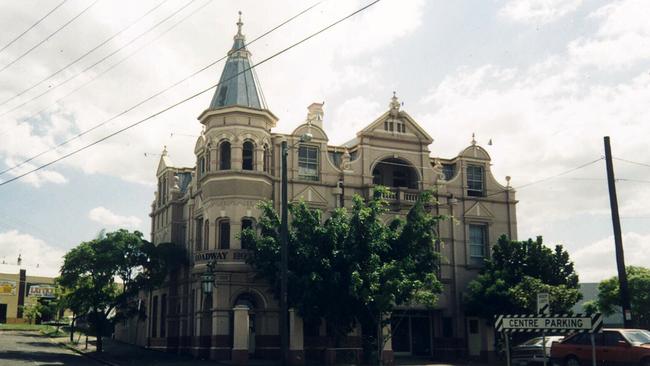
[369,187,421,205]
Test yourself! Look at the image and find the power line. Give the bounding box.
[0,0,321,177]
[515,157,604,190]
[0,0,198,118]
[0,0,101,74]
[0,0,69,55]
[0,0,170,108]
[0,0,379,187]
[613,157,650,169]
[0,0,212,139]
[617,178,650,184]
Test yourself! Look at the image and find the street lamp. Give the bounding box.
[280,132,312,364]
[201,260,217,294]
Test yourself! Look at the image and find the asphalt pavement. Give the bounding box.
[0,330,101,365]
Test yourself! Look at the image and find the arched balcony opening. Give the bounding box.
[372,158,418,189]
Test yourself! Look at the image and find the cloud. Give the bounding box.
[499,0,582,24]
[88,206,142,228]
[572,232,650,282]
[568,0,650,68]
[0,0,425,187]
[0,230,65,277]
[418,0,650,280]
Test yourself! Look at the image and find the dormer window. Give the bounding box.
[384,119,405,133]
[467,165,484,197]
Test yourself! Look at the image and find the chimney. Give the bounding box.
[306,102,324,129]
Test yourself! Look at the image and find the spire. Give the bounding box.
[209,12,266,110]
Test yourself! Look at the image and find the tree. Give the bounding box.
[57,229,186,352]
[464,235,582,318]
[593,266,650,329]
[241,188,444,364]
[21,302,43,324]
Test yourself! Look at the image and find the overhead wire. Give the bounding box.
[0,0,69,55]
[0,0,378,187]
[0,0,199,119]
[0,0,322,177]
[613,157,650,169]
[0,0,171,108]
[0,0,212,139]
[0,0,101,74]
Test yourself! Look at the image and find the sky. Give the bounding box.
[0,0,648,282]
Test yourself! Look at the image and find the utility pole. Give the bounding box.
[603,136,632,328]
[280,140,289,364]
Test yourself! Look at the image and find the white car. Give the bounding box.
[512,336,564,366]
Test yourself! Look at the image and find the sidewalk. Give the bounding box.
[49,333,496,366]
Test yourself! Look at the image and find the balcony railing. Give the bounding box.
[370,187,421,204]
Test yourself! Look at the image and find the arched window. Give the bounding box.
[203,220,210,250]
[217,219,230,249]
[263,145,270,173]
[242,141,254,171]
[240,218,255,250]
[219,141,231,170]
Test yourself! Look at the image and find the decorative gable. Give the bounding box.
[356,94,433,144]
[464,202,494,219]
[292,186,328,206]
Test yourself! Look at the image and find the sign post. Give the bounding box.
[495,313,603,366]
[537,293,550,366]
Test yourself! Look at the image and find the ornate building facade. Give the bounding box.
[115,16,518,364]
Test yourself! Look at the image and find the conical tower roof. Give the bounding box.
[209,12,266,110]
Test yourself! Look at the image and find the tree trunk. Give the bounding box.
[360,319,379,365]
[69,315,75,343]
[95,311,103,353]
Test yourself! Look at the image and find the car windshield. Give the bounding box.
[623,330,650,345]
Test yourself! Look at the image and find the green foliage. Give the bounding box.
[464,235,582,318]
[57,229,186,351]
[21,302,44,324]
[242,187,445,363]
[593,266,650,329]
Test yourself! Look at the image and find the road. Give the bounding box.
[0,331,100,365]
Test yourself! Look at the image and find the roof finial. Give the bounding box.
[389,91,400,115]
[237,11,243,36]
[162,145,168,156]
[471,132,476,145]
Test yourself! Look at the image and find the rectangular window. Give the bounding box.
[160,294,167,337]
[443,317,453,338]
[151,295,158,338]
[467,165,484,197]
[195,218,203,250]
[469,224,487,266]
[219,221,230,249]
[298,146,319,181]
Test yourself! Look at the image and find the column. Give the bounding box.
[232,305,249,365]
[255,147,264,172]
[289,308,305,366]
[232,142,243,171]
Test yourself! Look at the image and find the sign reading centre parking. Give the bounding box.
[495,313,603,333]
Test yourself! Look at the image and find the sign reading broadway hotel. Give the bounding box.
[496,314,603,333]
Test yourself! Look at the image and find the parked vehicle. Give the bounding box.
[512,335,564,366]
[550,328,650,366]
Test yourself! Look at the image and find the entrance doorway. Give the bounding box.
[467,317,481,357]
[0,304,6,323]
[391,313,432,356]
